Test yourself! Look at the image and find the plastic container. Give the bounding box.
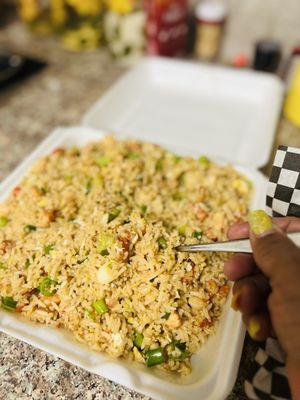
[0,57,284,400]
[84,57,283,169]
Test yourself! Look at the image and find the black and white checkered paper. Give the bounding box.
[245,145,300,400]
[266,145,300,217]
[245,338,291,400]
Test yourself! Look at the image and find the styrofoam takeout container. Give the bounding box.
[0,57,283,400]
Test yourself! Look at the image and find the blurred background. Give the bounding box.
[1,0,299,63]
[0,0,300,173]
[0,2,300,399]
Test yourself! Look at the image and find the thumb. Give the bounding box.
[248,210,300,280]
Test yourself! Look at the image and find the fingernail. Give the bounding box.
[248,210,273,236]
[248,318,261,339]
[231,290,241,311]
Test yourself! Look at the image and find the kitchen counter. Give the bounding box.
[1,20,300,400]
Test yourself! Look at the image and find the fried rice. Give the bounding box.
[0,136,251,375]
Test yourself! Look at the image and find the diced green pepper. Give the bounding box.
[161,312,171,320]
[24,224,37,234]
[133,332,144,349]
[0,216,8,227]
[1,297,17,312]
[38,277,58,296]
[92,299,108,314]
[108,208,120,223]
[145,348,165,367]
[96,155,110,167]
[157,236,167,250]
[44,244,55,255]
[192,230,202,240]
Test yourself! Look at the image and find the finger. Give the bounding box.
[286,357,300,400]
[224,253,257,281]
[227,221,249,240]
[243,311,272,341]
[228,215,300,241]
[273,216,300,232]
[232,274,271,315]
[249,211,300,280]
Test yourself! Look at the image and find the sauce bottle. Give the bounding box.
[144,0,189,57]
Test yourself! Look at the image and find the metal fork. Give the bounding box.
[175,232,300,253]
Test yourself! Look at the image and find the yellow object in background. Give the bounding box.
[62,23,101,51]
[284,64,300,127]
[18,0,39,22]
[65,0,102,16]
[105,0,135,14]
[51,0,67,26]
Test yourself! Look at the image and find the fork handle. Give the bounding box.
[176,232,300,253]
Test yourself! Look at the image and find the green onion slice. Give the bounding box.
[0,216,8,228]
[24,224,37,233]
[178,225,186,235]
[44,244,55,255]
[92,299,108,314]
[0,261,7,270]
[155,159,163,172]
[192,230,202,240]
[85,179,92,195]
[126,151,140,159]
[157,236,167,250]
[38,277,58,296]
[199,155,210,166]
[1,297,17,312]
[140,204,147,215]
[133,332,144,349]
[173,155,182,164]
[96,155,110,167]
[108,208,120,223]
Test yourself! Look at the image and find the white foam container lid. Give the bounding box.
[83,57,283,169]
[0,57,283,400]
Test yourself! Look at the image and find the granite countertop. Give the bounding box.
[1,20,300,400]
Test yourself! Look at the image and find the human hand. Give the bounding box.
[224,211,300,399]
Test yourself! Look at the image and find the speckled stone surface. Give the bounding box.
[1,20,300,400]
